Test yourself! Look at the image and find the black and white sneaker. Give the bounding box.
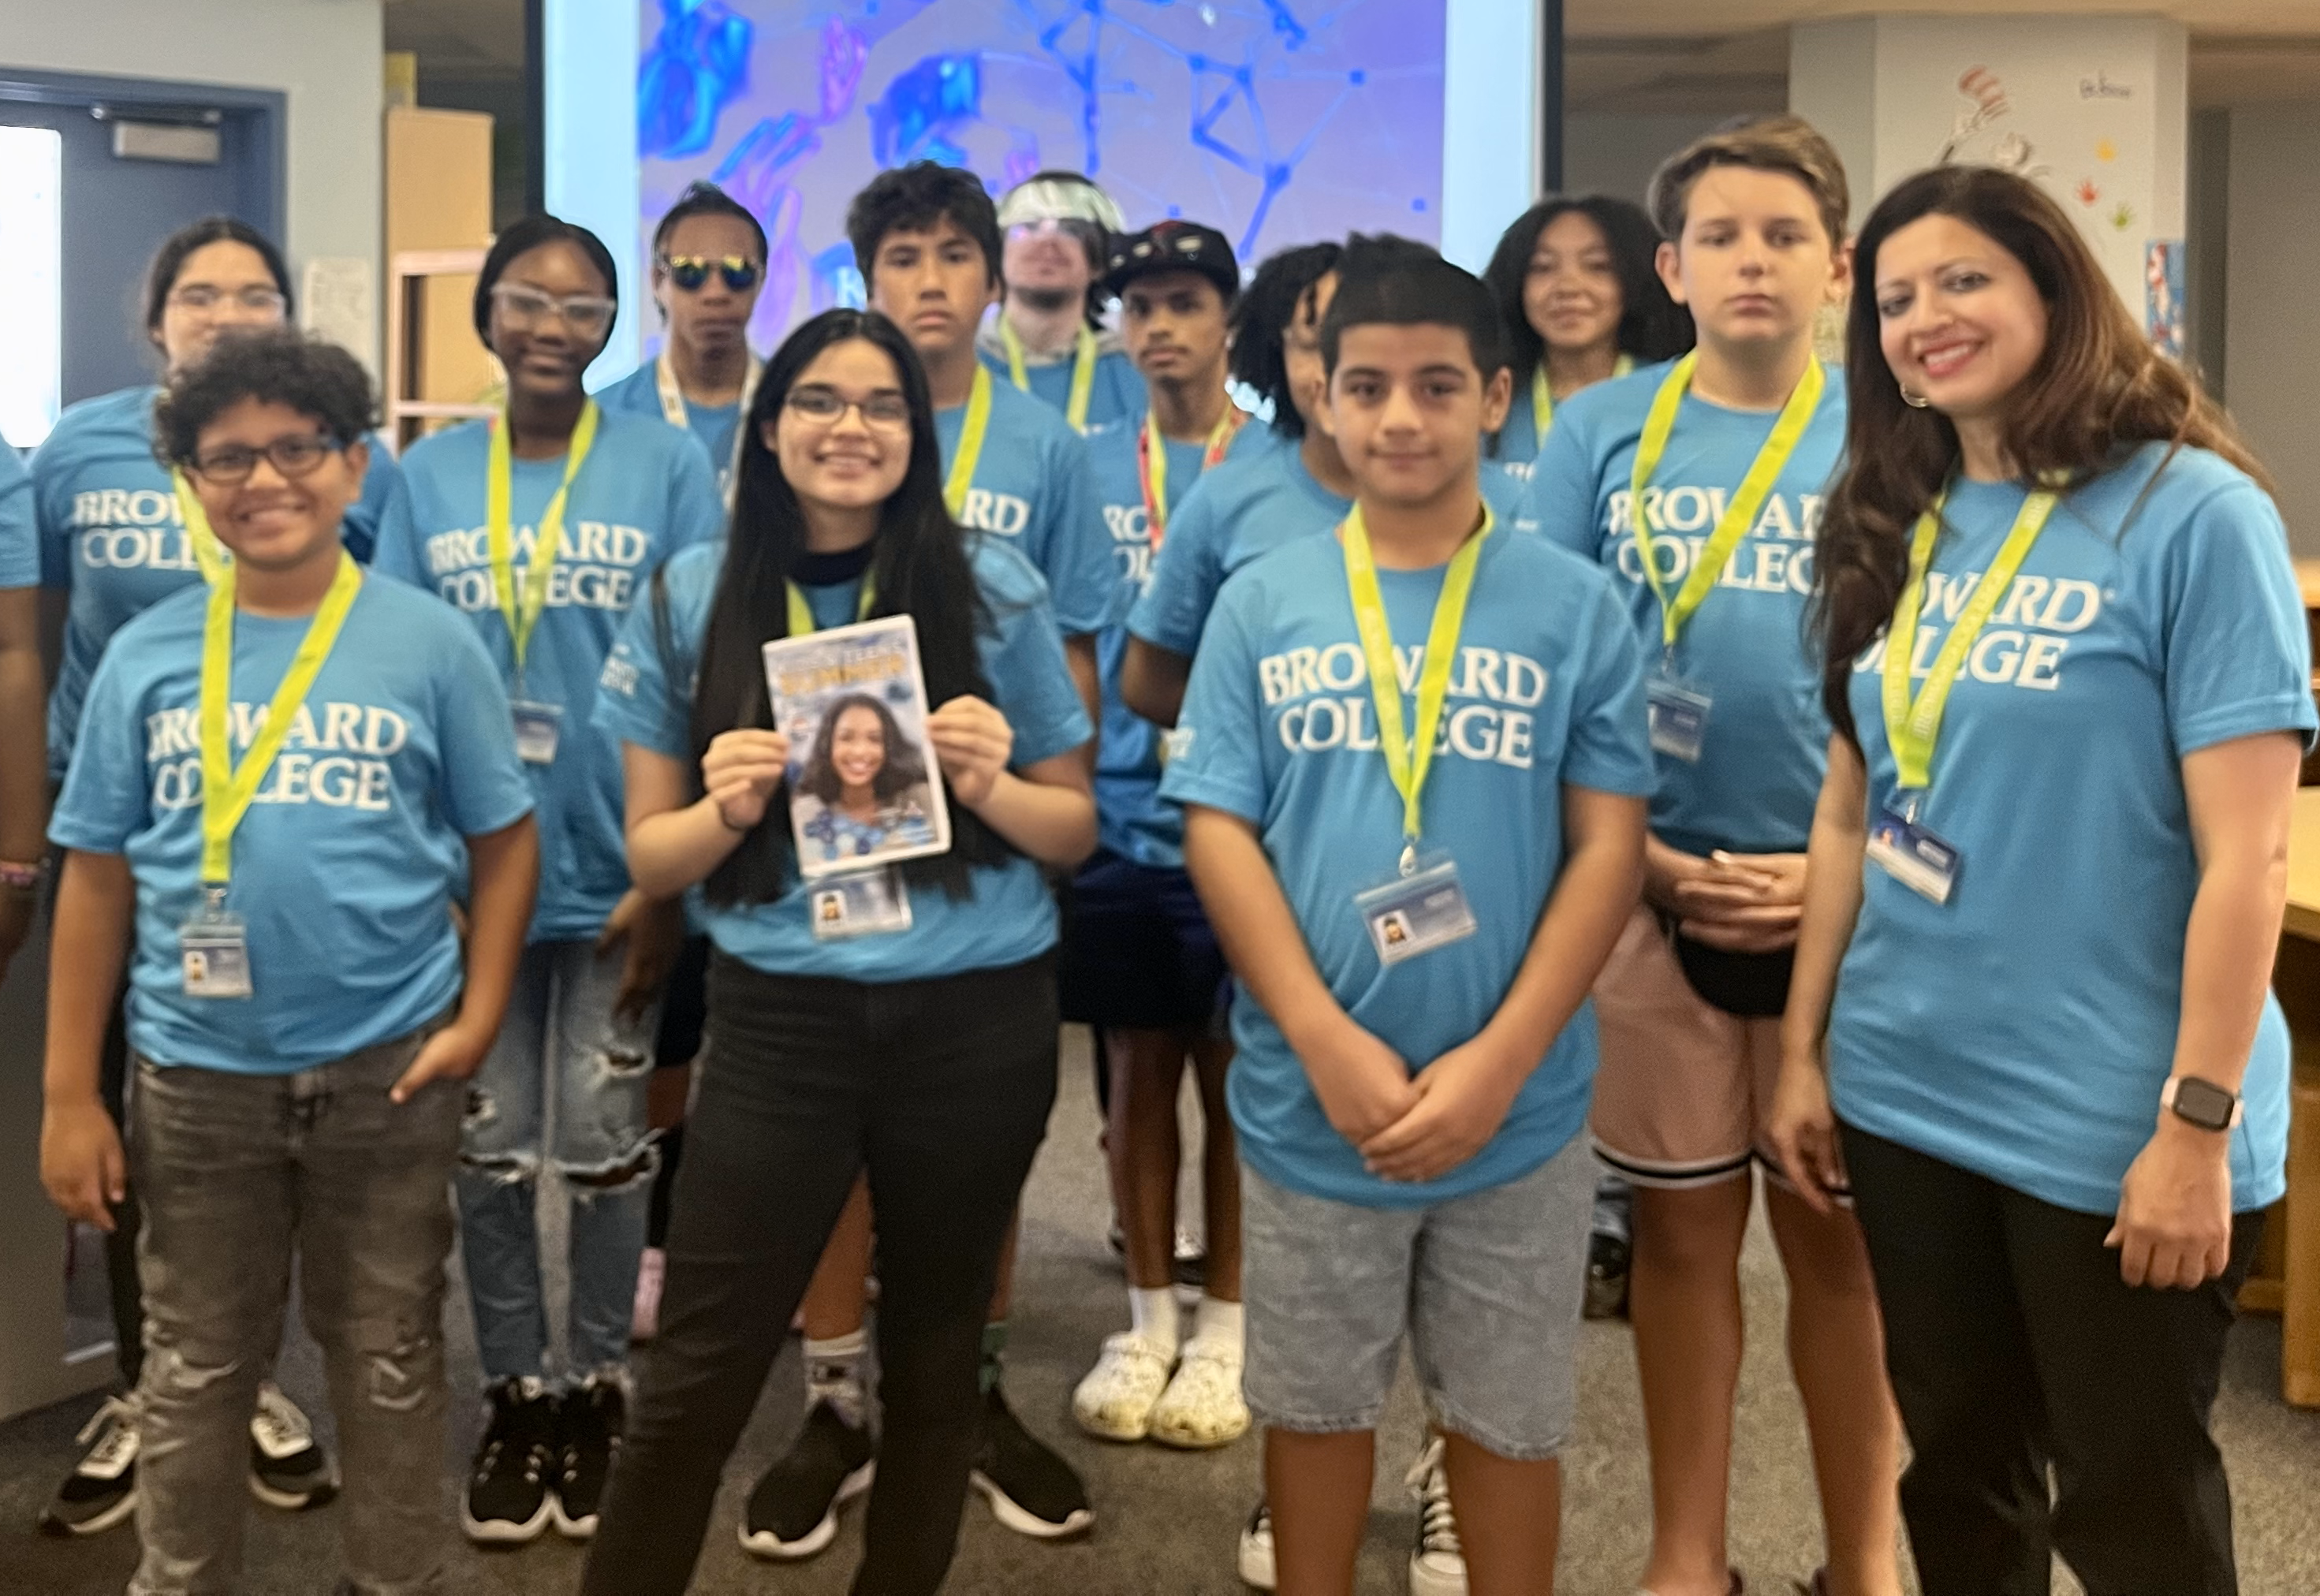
[38,1396,140,1537]
[462,1379,557,1545]
[248,1382,338,1510]
[1236,1496,1276,1590]
[551,1377,622,1540]
[739,1398,875,1561]
[968,1382,1093,1539]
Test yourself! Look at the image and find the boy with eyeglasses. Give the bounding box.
[597,179,769,498]
[39,327,538,1596]
[978,171,1143,433]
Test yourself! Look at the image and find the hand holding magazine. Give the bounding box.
[762,615,953,881]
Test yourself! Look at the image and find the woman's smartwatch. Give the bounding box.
[2161,1075,2244,1133]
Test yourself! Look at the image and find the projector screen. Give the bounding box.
[545,0,1536,378]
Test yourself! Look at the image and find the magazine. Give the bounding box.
[763,613,953,880]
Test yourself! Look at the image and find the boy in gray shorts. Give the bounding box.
[1162,236,1651,1593]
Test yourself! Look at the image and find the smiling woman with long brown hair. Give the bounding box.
[1770,163,2314,1595]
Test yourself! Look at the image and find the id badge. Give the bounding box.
[1866,804,1960,904]
[180,904,254,999]
[511,700,563,766]
[1647,674,1712,763]
[809,867,914,941]
[1354,852,1478,968]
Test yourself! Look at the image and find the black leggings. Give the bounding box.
[1841,1121,2263,1596]
[581,952,1060,1596]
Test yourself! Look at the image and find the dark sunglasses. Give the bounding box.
[661,254,763,293]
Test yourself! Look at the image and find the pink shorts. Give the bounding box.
[1588,905,1782,1188]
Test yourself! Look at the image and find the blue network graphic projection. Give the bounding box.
[635,0,1445,343]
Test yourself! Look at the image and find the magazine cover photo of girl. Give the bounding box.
[792,690,941,866]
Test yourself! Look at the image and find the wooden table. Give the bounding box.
[2256,787,2320,1404]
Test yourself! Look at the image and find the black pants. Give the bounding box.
[582,953,1060,1596]
[1841,1121,2264,1596]
[99,986,145,1386]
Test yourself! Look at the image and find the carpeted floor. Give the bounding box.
[3,1024,2318,1594]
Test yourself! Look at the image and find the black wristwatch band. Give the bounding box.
[2163,1076,2241,1133]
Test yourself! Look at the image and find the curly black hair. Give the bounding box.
[846,162,1003,288]
[1479,196,1693,407]
[151,329,378,468]
[653,177,768,259]
[1229,241,1342,441]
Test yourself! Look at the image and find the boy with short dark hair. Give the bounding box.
[1164,244,1653,1594]
[39,328,538,1595]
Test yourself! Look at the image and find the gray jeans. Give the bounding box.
[128,1022,461,1596]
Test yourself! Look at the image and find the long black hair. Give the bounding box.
[678,308,1005,904]
[796,693,931,805]
[1229,241,1341,441]
[1479,197,1692,422]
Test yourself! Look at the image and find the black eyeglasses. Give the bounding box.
[187,432,342,485]
[785,386,911,430]
[661,255,763,293]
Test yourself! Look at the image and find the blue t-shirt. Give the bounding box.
[48,575,535,1075]
[594,360,747,498]
[0,446,33,588]
[33,386,403,777]
[1160,528,1654,1209]
[594,537,1092,982]
[938,378,1116,638]
[1494,381,1551,476]
[977,340,1143,434]
[371,410,724,942]
[1528,361,1844,855]
[1829,445,2317,1216]
[1128,434,1531,662]
[1084,414,1265,867]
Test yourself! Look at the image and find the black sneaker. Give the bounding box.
[248,1382,338,1510]
[739,1398,875,1561]
[38,1396,140,1537]
[1584,1229,1632,1321]
[462,1379,557,1545]
[969,1382,1093,1539]
[551,1378,623,1540]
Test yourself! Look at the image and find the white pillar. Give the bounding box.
[1791,15,2188,326]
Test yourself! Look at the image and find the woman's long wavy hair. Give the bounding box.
[670,307,1005,903]
[1478,195,1693,457]
[796,693,930,807]
[1814,164,2267,744]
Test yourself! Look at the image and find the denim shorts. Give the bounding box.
[1240,1132,1596,1461]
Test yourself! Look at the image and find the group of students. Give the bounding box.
[0,108,2304,1596]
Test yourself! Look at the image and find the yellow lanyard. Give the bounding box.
[1882,483,2060,793]
[487,401,600,674]
[1139,405,1248,547]
[1627,352,1823,652]
[655,351,762,498]
[198,552,364,886]
[1000,318,1098,433]
[169,469,232,585]
[1342,502,1495,863]
[1530,353,1632,447]
[784,575,877,637]
[942,364,994,520]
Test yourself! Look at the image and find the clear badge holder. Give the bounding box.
[180,887,254,998]
[1353,843,1478,968]
[809,867,914,941]
[1865,793,1960,904]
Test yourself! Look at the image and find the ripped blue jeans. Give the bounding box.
[129,1022,461,1596]
[457,939,660,1387]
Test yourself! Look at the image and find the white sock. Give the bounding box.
[804,1330,869,1427]
[1191,1296,1244,1358]
[1128,1286,1180,1355]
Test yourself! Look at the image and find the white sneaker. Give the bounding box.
[1404,1436,1468,1596]
[1071,1332,1177,1441]
[1237,1497,1276,1589]
[1147,1337,1249,1449]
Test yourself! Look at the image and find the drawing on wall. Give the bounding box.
[634,0,1446,349]
[1938,65,2038,176]
[2145,239,2184,358]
